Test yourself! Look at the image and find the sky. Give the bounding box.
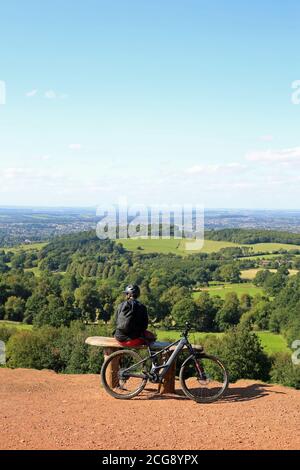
[0,0,300,209]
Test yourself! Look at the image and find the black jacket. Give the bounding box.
[114,299,148,342]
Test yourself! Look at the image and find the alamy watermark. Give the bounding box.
[0,341,6,365]
[0,81,6,105]
[96,203,204,251]
[291,80,300,104]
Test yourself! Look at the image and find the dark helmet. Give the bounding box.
[123,284,140,298]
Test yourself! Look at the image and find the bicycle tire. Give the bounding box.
[179,354,228,403]
[101,349,148,400]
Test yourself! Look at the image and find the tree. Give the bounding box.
[263,271,288,296]
[11,251,26,269]
[293,258,300,270]
[214,264,241,283]
[215,324,271,382]
[4,296,26,321]
[240,293,252,313]
[160,286,190,312]
[74,283,101,322]
[253,269,271,287]
[24,293,47,324]
[171,298,197,326]
[215,292,241,331]
[33,294,78,328]
[194,292,216,331]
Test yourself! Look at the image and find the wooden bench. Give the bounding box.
[85,336,203,395]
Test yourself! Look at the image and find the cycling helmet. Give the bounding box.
[123,284,140,298]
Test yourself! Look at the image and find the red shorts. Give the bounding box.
[117,330,156,347]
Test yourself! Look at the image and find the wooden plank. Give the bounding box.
[85,336,203,350]
[104,348,119,389]
[160,358,177,394]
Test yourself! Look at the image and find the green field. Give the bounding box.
[157,330,289,355]
[120,238,187,254]
[120,238,238,254]
[0,242,47,253]
[241,268,298,280]
[193,282,264,299]
[240,254,286,260]
[247,242,300,253]
[0,320,33,331]
[120,238,300,255]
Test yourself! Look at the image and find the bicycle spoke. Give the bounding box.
[101,350,148,399]
[180,355,228,403]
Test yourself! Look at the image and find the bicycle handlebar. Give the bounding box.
[162,322,194,336]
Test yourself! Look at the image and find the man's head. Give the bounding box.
[123,284,140,299]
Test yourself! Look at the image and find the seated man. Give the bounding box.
[114,284,156,347]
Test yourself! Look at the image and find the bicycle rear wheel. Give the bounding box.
[179,354,228,403]
[101,349,148,399]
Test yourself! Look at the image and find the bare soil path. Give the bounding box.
[0,368,299,450]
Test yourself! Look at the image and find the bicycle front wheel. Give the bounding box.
[101,349,148,400]
[179,354,228,403]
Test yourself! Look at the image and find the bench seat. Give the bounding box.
[85,336,203,351]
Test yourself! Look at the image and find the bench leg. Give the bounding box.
[159,357,177,395]
[104,348,119,389]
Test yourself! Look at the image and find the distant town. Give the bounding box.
[1,206,300,246]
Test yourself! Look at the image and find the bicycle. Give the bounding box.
[101,322,228,403]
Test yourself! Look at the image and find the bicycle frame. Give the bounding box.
[121,335,198,382]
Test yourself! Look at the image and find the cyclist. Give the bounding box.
[114,284,156,347]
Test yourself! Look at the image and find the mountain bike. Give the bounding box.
[101,322,228,403]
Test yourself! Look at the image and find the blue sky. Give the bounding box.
[0,0,300,208]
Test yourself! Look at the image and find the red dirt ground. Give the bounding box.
[0,368,299,450]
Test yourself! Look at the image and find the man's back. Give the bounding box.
[114,299,148,342]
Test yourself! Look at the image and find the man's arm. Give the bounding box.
[113,303,122,332]
[141,305,148,330]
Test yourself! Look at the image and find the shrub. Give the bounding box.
[270,352,300,389]
[5,321,108,374]
[56,322,104,374]
[6,327,62,371]
[0,325,18,343]
[213,325,271,383]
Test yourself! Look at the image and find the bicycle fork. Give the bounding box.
[194,357,207,381]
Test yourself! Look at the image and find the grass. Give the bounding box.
[24,267,41,277]
[246,242,300,253]
[0,320,33,331]
[0,242,47,253]
[241,268,299,280]
[119,238,235,254]
[120,238,186,254]
[256,331,290,354]
[240,254,286,260]
[156,329,289,355]
[193,282,264,299]
[119,238,300,255]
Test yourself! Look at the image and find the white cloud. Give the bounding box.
[69,144,82,150]
[260,135,273,142]
[26,89,38,97]
[246,147,300,163]
[185,162,247,175]
[0,167,64,183]
[45,90,57,99]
